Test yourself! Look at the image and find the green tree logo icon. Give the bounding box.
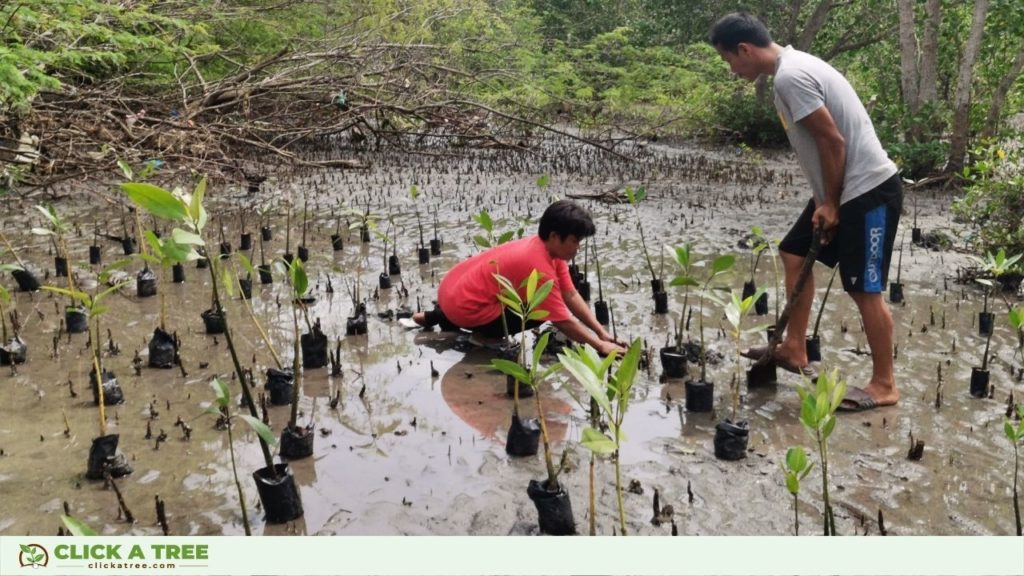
[19,544,48,568]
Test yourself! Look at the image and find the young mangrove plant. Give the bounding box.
[780,447,814,536]
[31,204,88,332]
[624,186,659,295]
[205,376,279,535]
[472,209,517,249]
[559,338,642,535]
[44,261,133,479]
[1004,404,1024,535]
[123,177,303,522]
[592,239,610,325]
[409,185,431,264]
[796,368,847,536]
[274,256,317,459]
[972,249,1022,337]
[662,243,697,378]
[680,251,735,413]
[745,226,775,317]
[139,229,196,368]
[712,286,767,460]
[1,231,40,291]
[490,269,574,535]
[807,267,838,363]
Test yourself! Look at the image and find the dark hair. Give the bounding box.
[709,12,773,53]
[538,199,596,241]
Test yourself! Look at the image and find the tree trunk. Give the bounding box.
[896,0,920,114]
[796,0,835,52]
[946,0,990,176]
[918,0,942,104]
[984,46,1024,137]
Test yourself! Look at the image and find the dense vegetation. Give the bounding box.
[1,0,1022,256]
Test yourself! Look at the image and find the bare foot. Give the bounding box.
[861,380,899,406]
[773,340,809,368]
[412,312,427,326]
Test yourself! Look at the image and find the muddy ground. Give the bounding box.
[0,137,1021,536]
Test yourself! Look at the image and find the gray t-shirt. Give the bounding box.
[773,46,897,205]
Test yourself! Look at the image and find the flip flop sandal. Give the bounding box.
[837,387,878,412]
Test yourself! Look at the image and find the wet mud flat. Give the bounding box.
[0,136,1021,536]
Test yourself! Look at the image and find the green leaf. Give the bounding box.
[473,235,491,249]
[191,177,207,228]
[1009,307,1024,330]
[290,258,308,297]
[634,186,647,203]
[532,331,551,373]
[822,414,836,439]
[117,159,133,180]
[61,514,97,536]
[1005,420,1016,441]
[491,358,530,384]
[409,185,420,199]
[42,285,90,304]
[559,351,612,416]
[35,204,59,228]
[670,276,698,287]
[239,414,277,447]
[712,254,735,274]
[785,474,799,495]
[122,183,188,222]
[785,447,808,472]
[0,263,24,272]
[473,210,493,232]
[527,309,550,321]
[497,230,515,245]
[580,427,617,454]
[171,228,204,247]
[210,377,230,409]
[537,174,550,189]
[237,253,255,277]
[528,278,554,311]
[30,227,54,236]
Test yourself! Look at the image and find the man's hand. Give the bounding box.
[812,203,839,245]
[595,339,627,356]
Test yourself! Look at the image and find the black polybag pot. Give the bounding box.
[201,307,226,335]
[755,291,769,316]
[86,434,133,480]
[527,479,575,536]
[418,247,430,264]
[430,237,442,255]
[650,278,664,295]
[172,263,186,283]
[746,359,777,387]
[659,347,687,379]
[148,327,176,369]
[331,234,344,251]
[889,282,904,305]
[266,368,294,406]
[90,368,124,406]
[506,375,535,399]
[685,379,714,412]
[220,241,232,257]
[240,233,252,251]
[505,414,540,457]
[912,227,922,244]
[806,335,822,363]
[388,255,401,276]
[239,276,252,300]
[301,323,329,369]
[577,280,591,302]
[595,300,610,325]
[12,268,40,292]
[979,312,994,337]
[653,291,669,314]
[345,313,367,336]
[969,367,989,398]
[742,280,756,300]
[121,237,136,255]
[261,226,273,242]
[136,267,158,298]
[283,253,294,264]
[360,226,371,243]
[280,424,314,460]
[252,463,304,524]
[297,245,309,262]
[89,245,102,265]
[65,305,89,334]
[0,336,28,365]
[55,256,68,277]
[258,264,273,284]
[379,272,391,290]
[713,419,749,461]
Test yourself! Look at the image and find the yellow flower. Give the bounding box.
[996,149,1006,160]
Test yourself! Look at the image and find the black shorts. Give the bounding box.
[423,306,543,338]
[778,174,902,293]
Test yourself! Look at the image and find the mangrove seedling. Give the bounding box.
[1010,306,1024,367]
[971,249,1022,337]
[663,243,697,377]
[889,235,906,304]
[681,252,735,412]
[273,256,317,459]
[795,368,847,536]
[624,186,660,296]
[206,376,279,535]
[139,229,198,367]
[559,338,642,535]
[298,198,310,262]
[780,446,814,536]
[1,231,40,291]
[409,185,430,263]
[491,269,574,535]
[1003,404,1024,535]
[472,209,516,249]
[45,261,133,479]
[747,226,777,318]
[31,203,72,281]
[592,239,609,325]
[807,267,839,362]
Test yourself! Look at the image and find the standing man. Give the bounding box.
[710,12,902,411]
[413,199,625,356]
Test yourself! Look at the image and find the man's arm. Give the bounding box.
[799,105,846,245]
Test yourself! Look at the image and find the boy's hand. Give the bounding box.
[596,339,627,357]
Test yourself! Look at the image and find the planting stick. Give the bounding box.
[811,266,839,339]
[237,278,284,370]
[753,229,821,368]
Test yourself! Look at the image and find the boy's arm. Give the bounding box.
[557,289,625,354]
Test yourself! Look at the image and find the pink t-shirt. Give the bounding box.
[438,235,574,328]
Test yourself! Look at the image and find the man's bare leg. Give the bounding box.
[775,250,814,367]
[848,292,899,405]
